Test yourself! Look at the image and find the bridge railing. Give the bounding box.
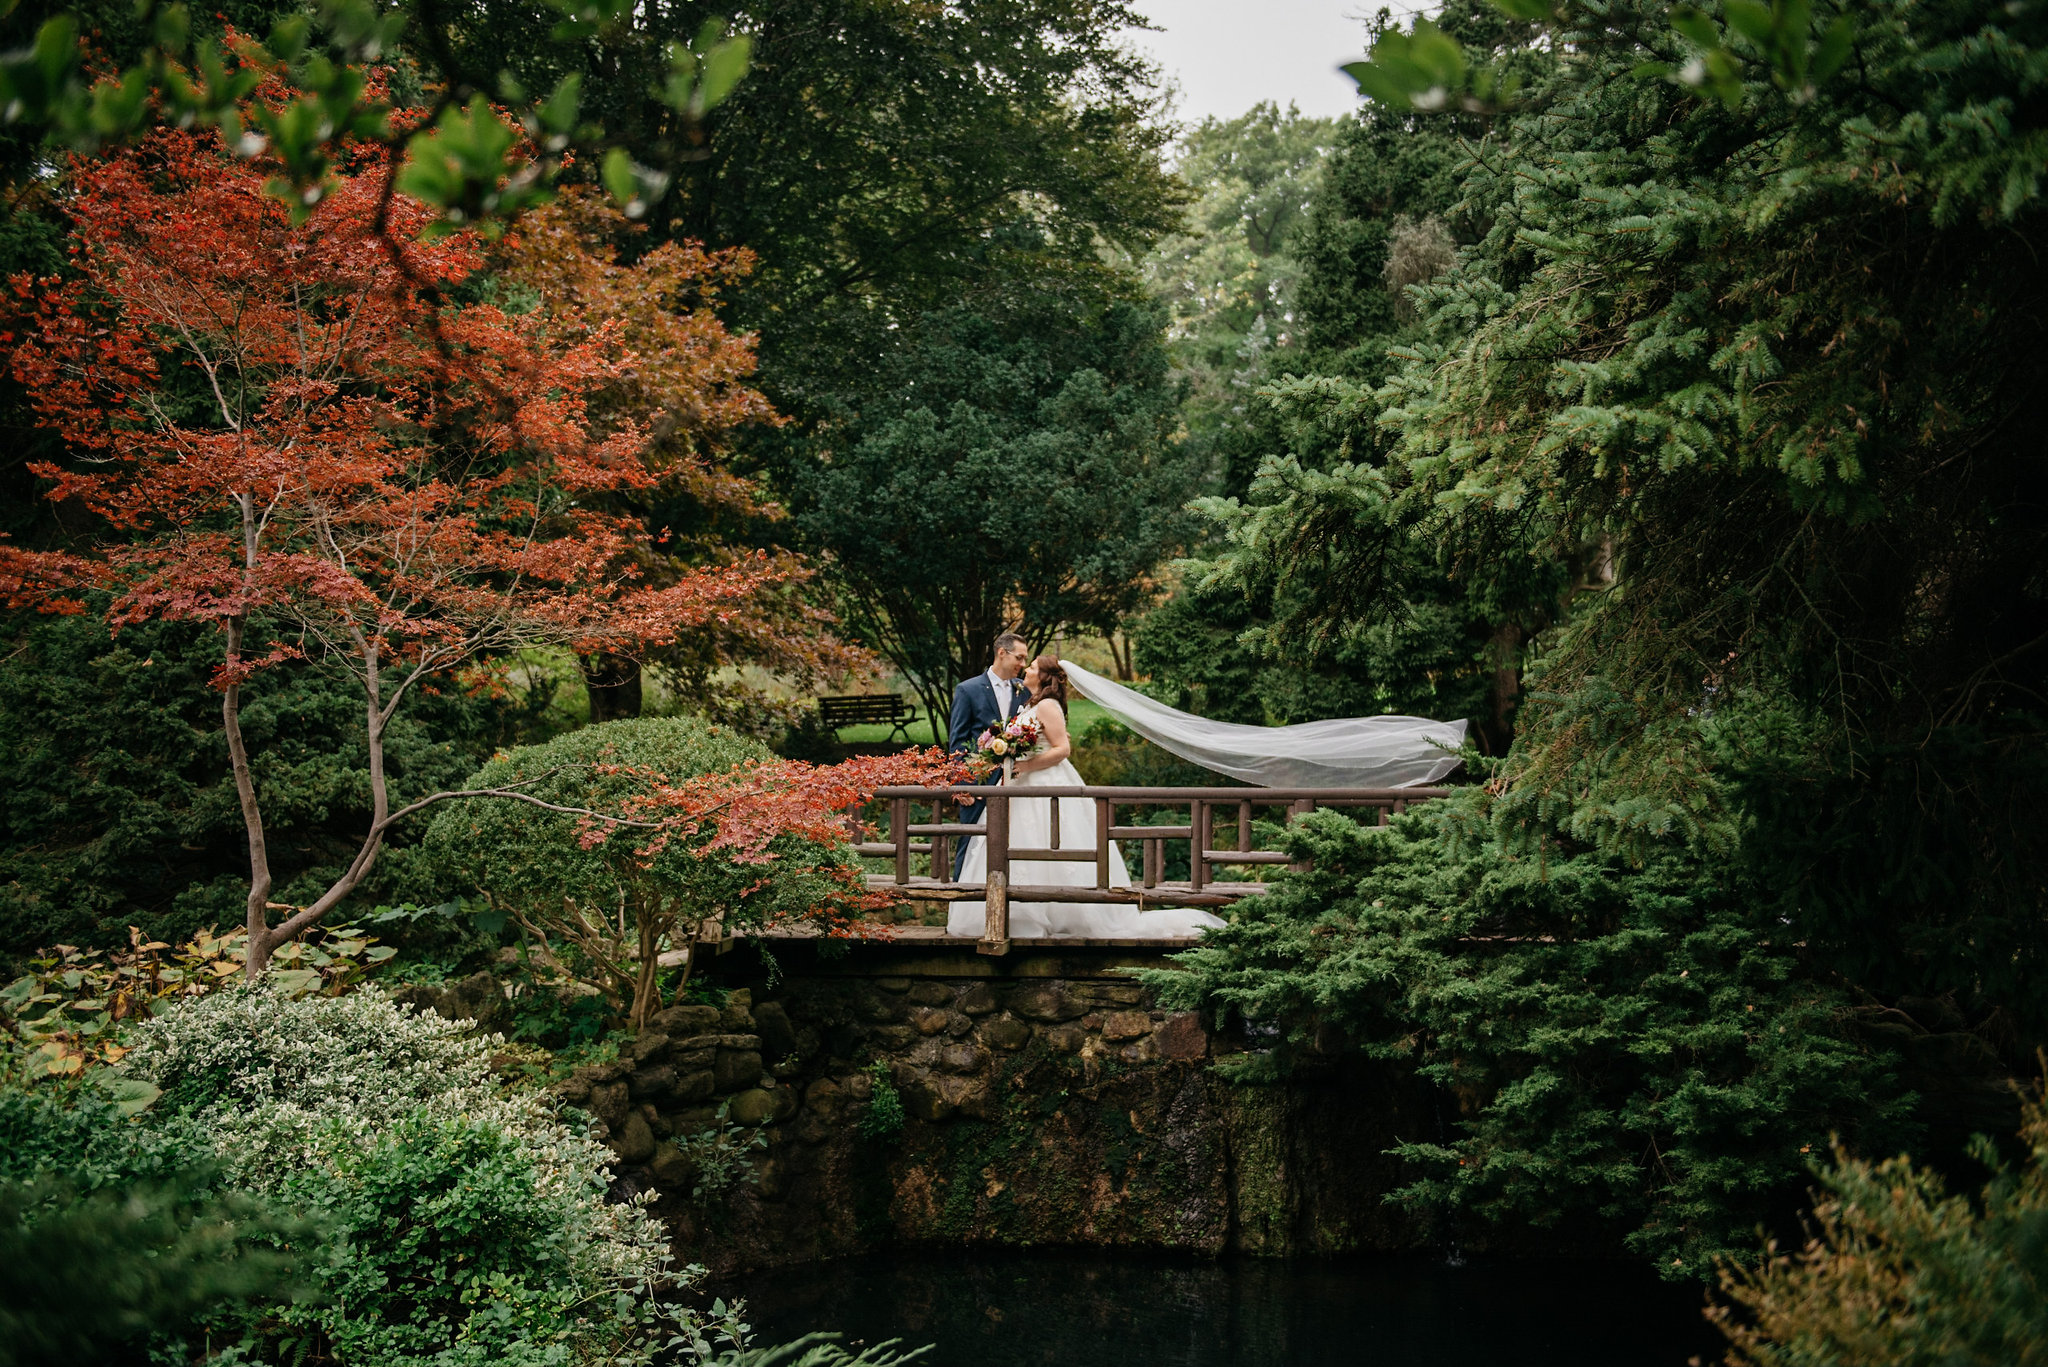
[853,784,1453,955]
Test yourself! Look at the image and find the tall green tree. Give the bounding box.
[414,0,1184,413]
[412,0,1191,706]
[798,276,1199,734]
[1162,0,2048,1275]
[1133,5,1557,744]
[1269,0,2048,1003]
[1139,101,1339,491]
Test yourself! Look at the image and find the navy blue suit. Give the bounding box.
[948,672,1027,878]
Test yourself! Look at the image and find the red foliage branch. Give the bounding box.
[580,749,970,936]
[0,126,849,973]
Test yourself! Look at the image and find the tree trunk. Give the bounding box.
[224,617,279,978]
[1106,630,1137,680]
[1483,622,1524,755]
[584,653,644,724]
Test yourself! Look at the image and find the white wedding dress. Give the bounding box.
[947,703,1226,940]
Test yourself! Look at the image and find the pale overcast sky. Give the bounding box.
[1123,0,1432,130]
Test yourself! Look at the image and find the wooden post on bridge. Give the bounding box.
[1289,798,1313,872]
[1095,797,1111,889]
[890,796,910,884]
[978,790,1011,956]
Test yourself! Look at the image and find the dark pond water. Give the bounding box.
[719,1249,1724,1367]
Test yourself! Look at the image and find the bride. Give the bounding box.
[948,655,1226,940]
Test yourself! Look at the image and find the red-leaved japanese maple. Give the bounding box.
[2,129,873,975]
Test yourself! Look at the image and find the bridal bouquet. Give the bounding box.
[969,714,1042,776]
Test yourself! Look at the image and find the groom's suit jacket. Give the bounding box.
[947,671,1027,878]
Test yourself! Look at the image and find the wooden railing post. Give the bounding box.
[852,783,1455,922]
[978,790,1011,956]
[1095,797,1111,889]
[890,796,910,885]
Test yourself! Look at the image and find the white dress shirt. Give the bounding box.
[987,669,1014,717]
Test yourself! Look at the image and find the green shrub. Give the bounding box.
[120,987,678,1365]
[672,1102,769,1207]
[1149,792,1915,1276]
[424,717,863,1028]
[0,1089,303,1366]
[1713,1078,2048,1366]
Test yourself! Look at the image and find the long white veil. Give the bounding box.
[1062,661,1466,789]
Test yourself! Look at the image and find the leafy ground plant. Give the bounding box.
[1,924,393,1082]
[859,1060,905,1142]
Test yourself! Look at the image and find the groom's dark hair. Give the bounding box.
[991,632,1026,658]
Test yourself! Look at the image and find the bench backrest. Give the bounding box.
[818,694,912,725]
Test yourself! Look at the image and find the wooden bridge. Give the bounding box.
[853,784,1452,956]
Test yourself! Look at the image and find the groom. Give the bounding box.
[947,631,1031,879]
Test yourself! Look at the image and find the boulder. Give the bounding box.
[957,983,999,1016]
[610,1112,656,1163]
[944,1012,974,1038]
[753,1001,799,1062]
[691,1033,763,1051]
[1154,1012,1208,1061]
[650,1141,694,1187]
[665,1105,720,1134]
[671,1045,718,1076]
[626,1031,671,1064]
[589,1081,631,1126]
[728,1088,777,1126]
[982,1016,1032,1051]
[1071,982,1148,1007]
[861,994,907,1024]
[1009,983,1085,1022]
[717,988,755,1032]
[650,1003,721,1037]
[1043,1025,1086,1055]
[803,1077,845,1120]
[908,982,954,1007]
[393,970,517,1031]
[869,1024,917,1050]
[938,1044,984,1074]
[909,1006,951,1036]
[673,1069,717,1104]
[629,1064,678,1102]
[1102,1011,1152,1041]
[713,1047,765,1093]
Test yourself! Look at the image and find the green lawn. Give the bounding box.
[834,696,1114,746]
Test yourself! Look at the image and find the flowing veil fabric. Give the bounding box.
[1061,662,1466,788]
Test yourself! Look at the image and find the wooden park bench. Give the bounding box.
[817,692,918,744]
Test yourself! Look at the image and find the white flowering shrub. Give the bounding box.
[120,986,676,1365]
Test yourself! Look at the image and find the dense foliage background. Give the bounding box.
[1147,0,2048,1283]
[2,0,2046,1349]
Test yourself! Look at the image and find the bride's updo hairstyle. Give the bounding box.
[1029,654,1071,709]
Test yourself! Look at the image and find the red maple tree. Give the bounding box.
[2,127,910,974]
